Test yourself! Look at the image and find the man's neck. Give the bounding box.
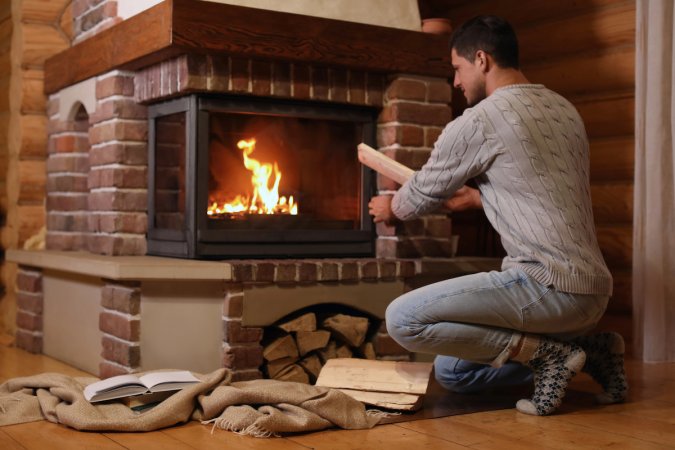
[486,68,530,96]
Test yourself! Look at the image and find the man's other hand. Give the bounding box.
[444,185,482,212]
[368,195,396,224]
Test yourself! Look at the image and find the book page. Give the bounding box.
[138,370,200,392]
[84,374,147,402]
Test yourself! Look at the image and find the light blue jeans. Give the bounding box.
[386,268,608,392]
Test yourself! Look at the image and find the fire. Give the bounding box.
[208,138,298,217]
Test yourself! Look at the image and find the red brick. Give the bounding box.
[89,142,147,166]
[366,73,385,106]
[254,263,276,282]
[427,79,452,103]
[101,284,141,314]
[360,260,379,280]
[222,343,264,370]
[90,98,148,124]
[47,212,89,232]
[17,269,42,292]
[425,127,444,147]
[96,74,135,99]
[230,57,250,92]
[16,291,43,314]
[251,60,271,96]
[47,174,88,193]
[425,216,453,237]
[340,261,359,281]
[87,234,146,256]
[99,311,140,341]
[101,335,140,366]
[330,69,348,102]
[379,261,398,279]
[386,78,426,102]
[223,292,243,318]
[15,329,42,354]
[222,319,263,344]
[320,262,339,281]
[376,222,396,237]
[88,166,147,189]
[99,360,133,379]
[89,212,147,234]
[349,71,366,104]
[379,102,452,126]
[49,133,90,153]
[89,120,147,144]
[177,54,209,92]
[276,262,297,282]
[377,125,424,147]
[88,190,147,212]
[376,173,400,191]
[272,62,291,97]
[298,262,318,283]
[208,55,230,91]
[311,66,329,100]
[47,154,90,174]
[16,311,42,331]
[232,262,254,282]
[292,64,310,99]
[399,260,417,278]
[46,232,88,251]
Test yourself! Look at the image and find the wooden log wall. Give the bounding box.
[0,0,72,335]
[443,0,635,344]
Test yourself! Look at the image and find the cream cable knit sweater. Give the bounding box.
[392,84,612,295]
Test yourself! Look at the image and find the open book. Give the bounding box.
[84,370,200,403]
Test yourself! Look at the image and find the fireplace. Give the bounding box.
[147,95,377,259]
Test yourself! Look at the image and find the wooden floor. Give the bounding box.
[1,335,674,449]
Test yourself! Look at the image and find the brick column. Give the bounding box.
[87,71,148,255]
[375,75,456,258]
[99,280,141,378]
[46,94,91,251]
[72,0,122,44]
[14,266,44,353]
[222,284,264,381]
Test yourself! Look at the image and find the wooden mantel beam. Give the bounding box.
[44,0,453,94]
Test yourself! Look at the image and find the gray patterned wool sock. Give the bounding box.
[573,332,628,404]
[516,339,586,416]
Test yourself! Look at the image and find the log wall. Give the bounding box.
[0,0,71,335]
[444,0,635,343]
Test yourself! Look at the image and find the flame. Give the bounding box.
[208,138,298,218]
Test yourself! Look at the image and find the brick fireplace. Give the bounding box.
[9,0,500,380]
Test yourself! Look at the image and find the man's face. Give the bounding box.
[451,48,487,107]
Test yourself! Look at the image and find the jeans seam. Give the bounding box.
[519,287,551,329]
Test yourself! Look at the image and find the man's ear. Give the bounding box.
[475,50,489,72]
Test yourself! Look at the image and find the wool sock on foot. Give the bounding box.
[573,332,628,404]
[515,339,586,416]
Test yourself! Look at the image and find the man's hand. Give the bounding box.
[368,195,397,224]
[443,185,482,212]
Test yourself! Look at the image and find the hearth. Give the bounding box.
[147,95,377,259]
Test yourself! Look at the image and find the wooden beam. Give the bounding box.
[43,0,175,94]
[44,0,453,94]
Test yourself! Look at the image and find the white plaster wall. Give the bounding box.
[140,281,224,373]
[117,0,421,30]
[42,271,103,375]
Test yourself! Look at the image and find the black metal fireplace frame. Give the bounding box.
[147,94,377,259]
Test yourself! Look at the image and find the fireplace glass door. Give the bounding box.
[148,95,376,259]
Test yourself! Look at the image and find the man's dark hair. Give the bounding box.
[449,16,519,69]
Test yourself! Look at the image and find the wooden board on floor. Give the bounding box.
[315,358,433,395]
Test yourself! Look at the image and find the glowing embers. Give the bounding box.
[208,138,298,218]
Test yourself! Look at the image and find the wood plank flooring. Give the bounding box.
[1,335,674,449]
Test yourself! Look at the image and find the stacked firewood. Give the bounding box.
[261,312,376,384]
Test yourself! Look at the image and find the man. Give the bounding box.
[369,15,627,415]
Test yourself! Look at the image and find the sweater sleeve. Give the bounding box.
[391,110,492,221]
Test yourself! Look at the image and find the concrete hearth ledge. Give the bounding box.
[7,249,233,281]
